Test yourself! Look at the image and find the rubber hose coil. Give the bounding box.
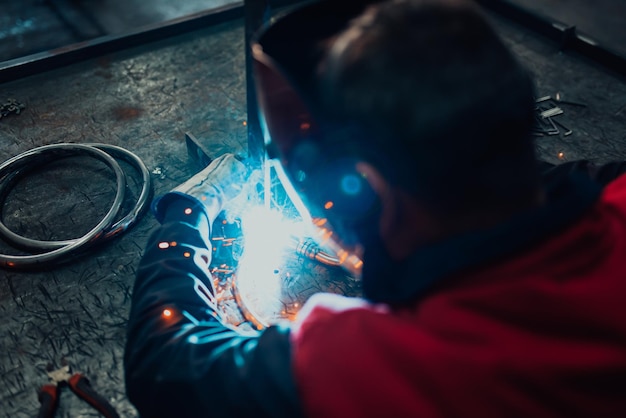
[0,143,152,268]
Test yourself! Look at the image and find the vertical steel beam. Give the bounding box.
[244,0,271,167]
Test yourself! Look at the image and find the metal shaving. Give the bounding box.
[0,98,25,119]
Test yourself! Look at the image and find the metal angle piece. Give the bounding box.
[185,132,213,171]
[540,107,564,118]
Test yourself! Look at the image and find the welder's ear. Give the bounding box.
[356,162,391,203]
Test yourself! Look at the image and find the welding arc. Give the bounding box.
[0,143,152,269]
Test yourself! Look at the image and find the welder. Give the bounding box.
[124,0,626,417]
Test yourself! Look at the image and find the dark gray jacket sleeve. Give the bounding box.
[124,198,303,418]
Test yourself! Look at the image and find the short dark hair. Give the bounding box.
[317,0,539,217]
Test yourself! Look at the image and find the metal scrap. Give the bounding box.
[533,93,584,137]
[0,98,26,119]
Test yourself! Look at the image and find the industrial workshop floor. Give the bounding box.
[0,2,625,418]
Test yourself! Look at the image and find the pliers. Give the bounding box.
[37,360,120,418]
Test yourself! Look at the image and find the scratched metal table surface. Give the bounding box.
[0,10,625,418]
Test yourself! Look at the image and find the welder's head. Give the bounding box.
[252,0,538,292]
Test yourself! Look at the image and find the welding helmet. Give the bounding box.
[251,0,385,279]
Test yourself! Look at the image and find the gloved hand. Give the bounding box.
[153,153,248,225]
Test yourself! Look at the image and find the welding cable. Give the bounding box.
[0,143,152,252]
[0,143,129,268]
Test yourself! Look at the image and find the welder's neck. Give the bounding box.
[382,186,546,261]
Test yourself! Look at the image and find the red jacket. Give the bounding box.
[125,173,626,418]
[292,174,626,417]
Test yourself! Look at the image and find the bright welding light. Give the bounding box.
[219,159,316,327]
[238,206,310,274]
[235,205,310,324]
[221,157,363,327]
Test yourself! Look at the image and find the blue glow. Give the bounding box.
[341,174,362,196]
